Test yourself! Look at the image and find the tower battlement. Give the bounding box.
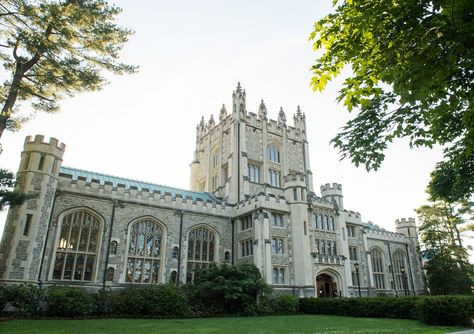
[395,217,416,227]
[24,135,65,155]
[320,183,343,210]
[395,217,418,239]
[320,183,342,194]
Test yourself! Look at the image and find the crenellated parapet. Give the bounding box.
[58,167,231,216]
[365,226,408,241]
[346,210,361,219]
[235,192,289,214]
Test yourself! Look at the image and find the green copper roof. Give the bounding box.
[363,221,386,231]
[59,166,221,204]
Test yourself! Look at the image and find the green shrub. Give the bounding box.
[0,284,7,312]
[46,285,92,317]
[189,263,271,315]
[256,295,274,315]
[117,284,189,318]
[7,284,42,317]
[93,288,118,316]
[417,296,474,326]
[300,295,474,326]
[272,294,299,314]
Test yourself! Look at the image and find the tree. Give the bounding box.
[310,0,474,201]
[0,0,137,139]
[416,200,473,294]
[0,168,35,210]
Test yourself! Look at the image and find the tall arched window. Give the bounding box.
[393,251,406,291]
[370,248,385,289]
[126,219,164,284]
[52,209,101,281]
[186,226,217,283]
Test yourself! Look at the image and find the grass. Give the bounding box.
[0,315,469,334]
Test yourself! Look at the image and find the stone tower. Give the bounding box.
[0,135,65,283]
[320,183,344,210]
[395,218,418,242]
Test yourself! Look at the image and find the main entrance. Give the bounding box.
[316,273,338,297]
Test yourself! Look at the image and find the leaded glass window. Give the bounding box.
[268,169,281,187]
[393,251,406,291]
[271,213,284,227]
[272,267,285,284]
[52,209,101,281]
[370,248,385,289]
[186,226,216,283]
[126,219,163,284]
[267,144,281,163]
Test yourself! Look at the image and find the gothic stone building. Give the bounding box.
[0,84,424,297]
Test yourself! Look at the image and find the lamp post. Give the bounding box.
[400,265,408,296]
[174,210,184,284]
[103,199,124,290]
[354,262,361,297]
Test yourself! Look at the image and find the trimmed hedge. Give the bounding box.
[117,284,189,318]
[46,285,92,317]
[272,294,299,315]
[300,296,474,326]
[417,296,474,326]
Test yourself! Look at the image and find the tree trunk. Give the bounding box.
[0,115,7,140]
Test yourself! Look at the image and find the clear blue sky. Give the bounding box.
[0,0,443,238]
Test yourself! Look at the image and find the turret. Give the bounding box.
[293,106,306,132]
[219,104,227,121]
[232,82,246,120]
[320,183,344,210]
[258,100,267,120]
[0,135,65,283]
[278,107,287,127]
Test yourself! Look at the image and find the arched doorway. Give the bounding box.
[316,273,338,297]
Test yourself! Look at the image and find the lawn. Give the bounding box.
[0,315,468,334]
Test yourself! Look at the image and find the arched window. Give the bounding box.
[370,248,385,289]
[106,267,114,282]
[110,241,118,255]
[393,251,406,291]
[126,219,164,284]
[224,251,230,262]
[52,209,101,281]
[172,246,179,259]
[170,270,177,283]
[267,144,280,163]
[186,226,217,283]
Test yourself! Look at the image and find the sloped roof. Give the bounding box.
[59,166,221,204]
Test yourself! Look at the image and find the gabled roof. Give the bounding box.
[59,166,221,204]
